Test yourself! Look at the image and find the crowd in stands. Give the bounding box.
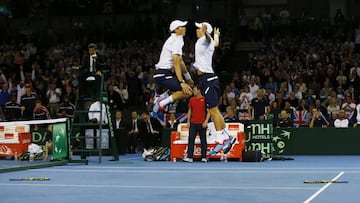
[0,15,360,130]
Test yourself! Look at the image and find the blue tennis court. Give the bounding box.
[0,155,359,203]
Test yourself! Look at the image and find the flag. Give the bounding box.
[293,110,308,127]
[156,113,188,127]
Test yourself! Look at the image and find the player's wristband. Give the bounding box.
[214,34,219,41]
[183,72,191,80]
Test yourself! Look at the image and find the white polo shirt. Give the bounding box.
[334,118,349,128]
[193,36,215,73]
[155,33,184,70]
[356,104,360,124]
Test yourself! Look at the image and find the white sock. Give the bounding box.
[159,95,174,107]
[160,91,169,99]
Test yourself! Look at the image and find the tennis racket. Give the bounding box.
[9,178,50,181]
[304,180,348,184]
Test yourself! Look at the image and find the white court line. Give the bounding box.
[34,169,360,174]
[303,171,345,203]
[58,166,360,170]
[43,166,360,170]
[0,183,318,190]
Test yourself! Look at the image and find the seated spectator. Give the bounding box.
[238,86,252,112]
[341,94,356,120]
[354,103,360,127]
[309,108,328,128]
[321,90,342,108]
[297,98,309,111]
[276,110,293,128]
[265,88,275,104]
[264,76,277,93]
[166,113,178,129]
[33,100,51,120]
[126,111,140,153]
[139,112,162,149]
[0,83,10,108]
[229,98,240,113]
[4,93,21,121]
[56,95,75,119]
[314,99,328,118]
[327,97,340,117]
[224,106,239,122]
[287,91,299,109]
[333,109,351,128]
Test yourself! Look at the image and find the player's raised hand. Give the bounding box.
[214,27,220,36]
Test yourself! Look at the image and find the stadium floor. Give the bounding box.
[0,154,359,203]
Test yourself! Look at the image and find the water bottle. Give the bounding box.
[14,152,18,161]
[69,146,73,160]
[29,153,34,162]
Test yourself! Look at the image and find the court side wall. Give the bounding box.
[273,128,360,155]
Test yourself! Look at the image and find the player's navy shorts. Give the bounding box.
[153,69,182,92]
[198,73,220,109]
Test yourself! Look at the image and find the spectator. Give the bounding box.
[4,93,22,121]
[239,86,253,112]
[139,112,162,150]
[56,95,75,119]
[287,91,299,109]
[224,106,239,123]
[225,85,236,103]
[265,88,275,104]
[319,79,332,101]
[333,109,351,128]
[264,76,277,93]
[327,97,340,117]
[314,99,328,118]
[107,84,122,111]
[33,100,51,120]
[113,110,125,129]
[166,113,178,129]
[46,82,62,118]
[0,83,10,108]
[276,110,293,128]
[248,88,270,120]
[248,77,259,98]
[309,108,328,128]
[126,111,140,153]
[354,103,360,128]
[219,90,229,112]
[229,82,240,97]
[20,83,38,120]
[341,94,356,120]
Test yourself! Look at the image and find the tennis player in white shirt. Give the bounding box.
[152,20,193,117]
[193,22,236,155]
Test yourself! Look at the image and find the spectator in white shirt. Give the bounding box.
[239,86,253,112]
[354,103,360,127]
[341,95,356,120]
[248,77,259,98]
[333,109,350,128]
